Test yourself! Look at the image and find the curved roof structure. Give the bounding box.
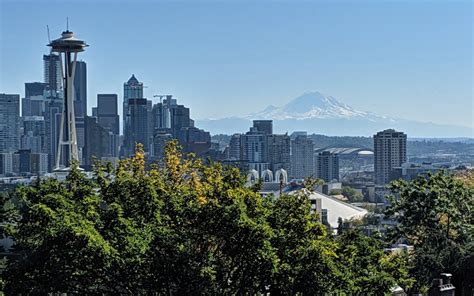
[315,147,374,156]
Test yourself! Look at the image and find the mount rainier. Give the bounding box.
[196,92,472,137]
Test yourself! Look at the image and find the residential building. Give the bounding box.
[290,134,314,179]
[0,94,20,153]
[374,129,407,185]
[267,134,291,172]
[253,120,273,135]
[389,162,445,182]
[228,134,242,160]
[0,153,14,176]
[21,116,46,153]
[43,54,61,91]
[23,82,48,117]
[316,151,340,182]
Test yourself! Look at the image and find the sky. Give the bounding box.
[0,0,472,130]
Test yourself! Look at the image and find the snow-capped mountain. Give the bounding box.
[246,92,369,120]
[196,92,472,137]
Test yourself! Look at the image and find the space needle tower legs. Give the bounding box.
[48,29,88,170]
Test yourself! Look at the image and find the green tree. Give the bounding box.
[336,229,413,294]
[342,186,364,202]
[267,190,341,294]
[4,141,416,294]
[385,171,474,293]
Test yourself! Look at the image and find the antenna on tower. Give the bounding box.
[66,17,69,31]
[46,25,52,54]
[46,25,51,42]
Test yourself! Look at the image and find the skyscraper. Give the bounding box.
[253,120,273,135]
[374,129,407,185]
[0,94,20,153]
[21,116,46,154]
[152,129,173,162]
[84,116,112,169]
[241,127,267,163]
[123,74,144,132]
[97,94,119,135]
[73,61,87,118]
[44,92,63,172]
[228,134,242,160]
[124,98,149,155]
[267,134,291,172]
[151,96,210,156]
[22,82,48,117]
[97,94,120,157]
[72,61,87,161]
[43,54,61,91]
[122,75,144,156]
[316,151,339,182]
[25,82,48,98]
[290,135,314,179]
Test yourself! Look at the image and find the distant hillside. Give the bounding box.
[211,134,474,159]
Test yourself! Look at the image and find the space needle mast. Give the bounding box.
[48,25,88,170]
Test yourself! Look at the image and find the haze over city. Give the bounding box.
[1,0,472,133]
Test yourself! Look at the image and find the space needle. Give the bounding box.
[48,27,88,171]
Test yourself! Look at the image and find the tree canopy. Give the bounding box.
[3,141,412,294]
[385,170,474,293]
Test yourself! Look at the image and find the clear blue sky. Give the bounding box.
[1,0,472,129]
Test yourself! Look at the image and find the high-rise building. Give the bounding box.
[97,94,119,135]
[43,54,61,91]
[73,61,87,118]
[316,151,339,182]
[228,134,242,160]
[151,96,210,156]
[96,94,120,157]
[152,129,173,162]
[124,98,149,155]
[122,75,144,156]
[123,74,144,135]
[241,127,267,163]
[72,61,87,161]
[267,134,291,172]
[84,116,113,169]
[21,116,46,153]
[22,95,45,117]
[0,94,20,153]
[374,129,407,185]
[290,135,314,179]
[12,149,48,176]
[253,120,273,135]
[0,153,14,177]
[25,82,48,98]
[44,92,63,172]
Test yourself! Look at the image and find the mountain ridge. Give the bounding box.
[196,92,473,137]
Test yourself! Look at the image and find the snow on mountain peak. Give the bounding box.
[248,92,367,120]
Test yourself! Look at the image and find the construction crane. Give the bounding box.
[153,94,172,104]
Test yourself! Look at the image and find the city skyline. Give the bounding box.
[0,0,472,131]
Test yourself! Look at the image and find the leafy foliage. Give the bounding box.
[342,186,364,202]
[3,141,412,294]
[385,171,474,292]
